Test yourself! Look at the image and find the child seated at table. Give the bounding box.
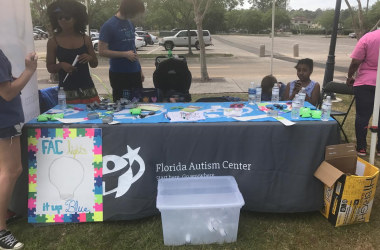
[283,58,320,106]
[260,75,286,101]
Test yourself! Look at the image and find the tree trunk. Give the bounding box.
[192,0,210,82]
[344,0,364,40]
[356,0,365,38]
[187,28,193,55]
[370,19,380,32]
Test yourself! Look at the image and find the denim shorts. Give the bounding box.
[0,123,23,139]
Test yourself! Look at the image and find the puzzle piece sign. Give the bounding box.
[27,128,103,223]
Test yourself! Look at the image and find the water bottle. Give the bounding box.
[255,85,262,104]
[248,82,256,105]
[168,49,173,58]
[271,83,280,103]
[291,95,301,119]
[298,87,306,107]
[321,96,332,121]
[58,87,66,111]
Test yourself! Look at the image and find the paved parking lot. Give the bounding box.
[34,34,357,94]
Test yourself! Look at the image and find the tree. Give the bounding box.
[344,0,366,39]
[30,0,56,32]
[262,8,290,30]
[248,0,288,11]
[317,9,335,33]
[238,9,264,33]
[87,0,120,30]
[203,1,228,33]
[367,1,380,31]
[191,0,212,81]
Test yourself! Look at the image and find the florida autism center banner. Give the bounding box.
[27,128,103,223]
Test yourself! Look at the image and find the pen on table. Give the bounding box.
[164,112,171,120]
[62,55,79,83]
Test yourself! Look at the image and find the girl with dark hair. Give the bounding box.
[283,58,320,106]
[46,0,100,104]
[260,75,286,101]
[99,0,145,102]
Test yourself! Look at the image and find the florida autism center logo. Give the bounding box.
[102,145,145,198]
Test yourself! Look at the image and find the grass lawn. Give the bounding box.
[8,93,380,249]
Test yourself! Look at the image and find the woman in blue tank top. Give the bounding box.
[46,0,100,104]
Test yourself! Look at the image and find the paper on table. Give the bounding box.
[167,111,205,122]
[274,116,295,126]
[182,106,201,112]
[232,114,268,121]
[56,118,88,123]
[138,104,163,111]
[114,109,131,115]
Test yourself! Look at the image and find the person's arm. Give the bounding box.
[0,52,37,101]
[46,38,76,74]
[289,81,302,100]
[306,82,320,106]
[98,41,138,62]
[346,58,362,86]
[77,35,98,68]
[141,71,145,82]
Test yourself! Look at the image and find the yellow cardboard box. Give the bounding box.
[314,143,379,227]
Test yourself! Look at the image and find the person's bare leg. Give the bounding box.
[0,136,22,231]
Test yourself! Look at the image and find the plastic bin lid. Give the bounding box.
[156,176,245,210]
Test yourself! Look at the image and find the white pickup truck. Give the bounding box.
[159,30,212,51]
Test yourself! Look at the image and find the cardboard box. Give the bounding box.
[314,143,379,227]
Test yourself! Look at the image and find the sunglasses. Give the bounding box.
[57,15,72,21]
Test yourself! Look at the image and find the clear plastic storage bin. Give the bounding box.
[156,176,245,245]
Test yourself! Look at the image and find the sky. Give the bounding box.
[243,0,378,11]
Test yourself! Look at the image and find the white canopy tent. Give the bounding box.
[0,0,40,122]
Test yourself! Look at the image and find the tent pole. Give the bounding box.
[369,46,380,165]
[85,0,90,36]
[270,0,275,75]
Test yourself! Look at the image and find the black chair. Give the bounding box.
[320,81,355,143]
[195,97,230,102]
[39,86,58,113]
[153,56,192,102]
[125,88,163,103]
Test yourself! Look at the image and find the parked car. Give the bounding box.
[90,31,99,39]
[33,32,40,40]
[348,32,356,38]
[135,36,145,49]
[135,31,153,45]
[159,30,212,50]
[92,33,144,52]
[33,28,48,39]
[149,33,158,44]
